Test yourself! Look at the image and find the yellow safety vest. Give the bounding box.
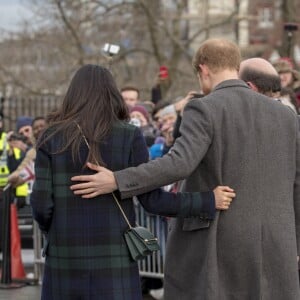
[0,132,28,197]
[13,147,29,197]
[0,132,10,187]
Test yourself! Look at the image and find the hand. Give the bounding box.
[213,186,235,210]
[164,127,174,147]
[8,172,26,187]
[70,162,117,198]
[8,140,28,152]
[174,90,198,115]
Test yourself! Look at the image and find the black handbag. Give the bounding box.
[77,123,160,261]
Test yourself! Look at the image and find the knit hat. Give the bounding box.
[16,116,33,132]
[273,59,293,74]
[130,105,150,123]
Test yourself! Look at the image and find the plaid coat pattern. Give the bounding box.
[30,121,215,300]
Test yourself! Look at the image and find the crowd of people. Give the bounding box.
[1,37,299,300]
[121,59,300,166]
[0,115,47,242]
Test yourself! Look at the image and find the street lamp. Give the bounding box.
[283,22,298,59]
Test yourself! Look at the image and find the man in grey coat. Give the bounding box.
[71,39,300,299]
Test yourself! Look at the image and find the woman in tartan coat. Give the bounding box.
[30,64,234,300]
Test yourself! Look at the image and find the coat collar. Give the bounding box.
[213,79,250,92]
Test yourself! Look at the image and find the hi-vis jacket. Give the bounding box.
[0,132,28,197]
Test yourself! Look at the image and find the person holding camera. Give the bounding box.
[8,117,47,188]
[5,116,34,208]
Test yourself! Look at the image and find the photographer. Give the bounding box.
[8,116,47,188]
[5,116,34,209]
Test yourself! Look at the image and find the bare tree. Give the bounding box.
[0,0,240,100]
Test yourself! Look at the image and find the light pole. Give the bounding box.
[283,22,298,60]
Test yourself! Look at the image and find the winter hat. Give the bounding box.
[273,59,293,74]
[130,105,150,123]
[16,116,33,132]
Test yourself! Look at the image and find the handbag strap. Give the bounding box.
[75,122,133,229]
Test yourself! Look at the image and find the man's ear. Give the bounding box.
[246,81,258,92]
[199,64,209,77]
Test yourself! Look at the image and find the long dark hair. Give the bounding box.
[42,64,129,165]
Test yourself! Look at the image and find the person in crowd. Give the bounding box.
[279,87,299,114]
[6,116,33,155]
[30,64,235,300]
[129,104,157,147]
[4,116,32,208]
[151,66,171,104]
[32,116,47,141]
[0,113,27,247]
[140,100,155,116]
[239,57,281,98]
[160,91,203,155]
[16,116,34,149]
[70,39,300,300]
[273,58,300,106]
[239,57,300,115]
[121,85,140,108]
[8,116,47,187]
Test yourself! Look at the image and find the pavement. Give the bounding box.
[0,250,157,300]
[0,249,41,300]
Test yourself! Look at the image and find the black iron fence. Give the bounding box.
[1,97,62,131]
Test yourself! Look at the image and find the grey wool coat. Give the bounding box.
[115,80,300,300]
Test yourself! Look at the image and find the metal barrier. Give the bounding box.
[32,197,168,282]
[32,220,44,284]
[134,197,167,279]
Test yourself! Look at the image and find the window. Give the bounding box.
[258,7,273,29]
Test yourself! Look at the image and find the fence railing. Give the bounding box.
[1,97,61,130]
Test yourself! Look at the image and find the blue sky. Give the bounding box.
[0,0,32,31]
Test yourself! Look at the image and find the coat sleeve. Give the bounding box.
[30,142,54,233]
[115,99,213,198]
[130,127,215,219]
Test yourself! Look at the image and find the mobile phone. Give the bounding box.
[159,66,169,79]
[192,93,204,98]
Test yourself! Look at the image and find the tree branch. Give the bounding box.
[53,0,85,65]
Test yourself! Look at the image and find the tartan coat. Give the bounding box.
[30,121,215,300]
[114,80,300,300]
